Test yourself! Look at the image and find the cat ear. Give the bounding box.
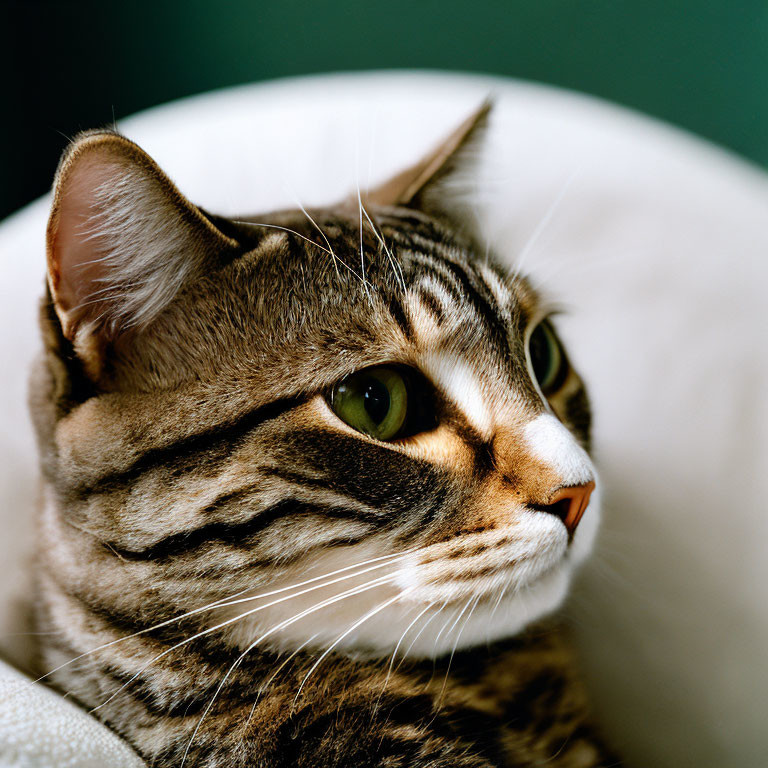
[46,131,238,343]
[365,101,491,229]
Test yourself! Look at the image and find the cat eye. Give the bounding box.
[329,365,435,441]
[528,319,568,396]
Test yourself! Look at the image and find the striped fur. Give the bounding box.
[32,118,620,766]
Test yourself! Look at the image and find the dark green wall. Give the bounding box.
[3,0,767,220]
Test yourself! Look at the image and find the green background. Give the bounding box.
[3,0,767,220]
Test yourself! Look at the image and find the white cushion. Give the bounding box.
[0,661,144,767]
[1,72,766,768]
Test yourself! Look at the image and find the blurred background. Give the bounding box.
[2,0,768,221]
[2,5,768,767]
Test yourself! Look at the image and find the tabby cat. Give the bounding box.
[32,104,620,767]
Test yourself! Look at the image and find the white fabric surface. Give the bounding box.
[0,71,766,767]
[0,660,144,767]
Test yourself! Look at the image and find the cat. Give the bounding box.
[31,103,620,767]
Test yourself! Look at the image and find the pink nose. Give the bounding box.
[535,481,595,535]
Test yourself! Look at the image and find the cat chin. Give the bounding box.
[387,496,600,658]
[223,492,601,660]
[229,563,573,662]
[394,564,574,658]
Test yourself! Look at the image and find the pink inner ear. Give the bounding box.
[47,134,238,343]
[49,155,121,319]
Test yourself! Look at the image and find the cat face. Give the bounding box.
[36,106,598,661]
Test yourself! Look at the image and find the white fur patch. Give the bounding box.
[524,413,594,485]
[422,353,492,436]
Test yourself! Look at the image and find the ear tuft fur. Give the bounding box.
[365,100,492,231]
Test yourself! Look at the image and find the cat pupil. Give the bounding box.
[529,324,552,386]
[363,379,390,424]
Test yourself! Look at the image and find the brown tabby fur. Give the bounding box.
[32,106,620,766]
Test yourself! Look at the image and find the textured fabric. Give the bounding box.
[0,72,766,768]
[0,658,145,767]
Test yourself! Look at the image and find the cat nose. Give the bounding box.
[530,481,595,536]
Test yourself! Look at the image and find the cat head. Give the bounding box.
[36,104,599,658]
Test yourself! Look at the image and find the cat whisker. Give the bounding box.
[356,185,374,304]
[359,201,406,291]
[525,255,619,297]
[235,217,366,285]
[395,599,448,668]
[91,564,408,713]
[485,581,511,646]
[231,635,317,758]
[180,574,402,767]
[31,549,413,693]
[241,633,319,734]
[292,592,404,708]
[431,599,469,657]
[299,202,373,288]
[435,594,480,709]
[28,591,250,691]
[198,549,415,613]
[509,169,580,283]
[230,220,333,255]
[293,199,349,286]
[375,602,434,709]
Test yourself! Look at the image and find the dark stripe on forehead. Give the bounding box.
[387,296,413,340]
[476,260,515,319]
[447,260,511,352]
[405,253,465,304]
[377,210,451,243]
[107,498,376,561]
[74,395,305,497]
[395,230,456,261]
[415,252,511,360]
[415,286,446,324]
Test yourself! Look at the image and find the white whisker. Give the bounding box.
[32,549,414,692]
[435,595,480,707]
[432,600,468,656]
[86,553,415,712]
[292,198,357,286]
[375,602,433,708]
[230,220,332,255]
[180,574,400,767]
[356,185,374,303]
[486,582,511,646]
[292,592,403,707]
[242,633,319,733]
[360,201,406,291]
[510,169,580,282]
[396,600,448,666]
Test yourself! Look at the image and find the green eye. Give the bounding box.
[329,366,433,441]
[528,320,567,395]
